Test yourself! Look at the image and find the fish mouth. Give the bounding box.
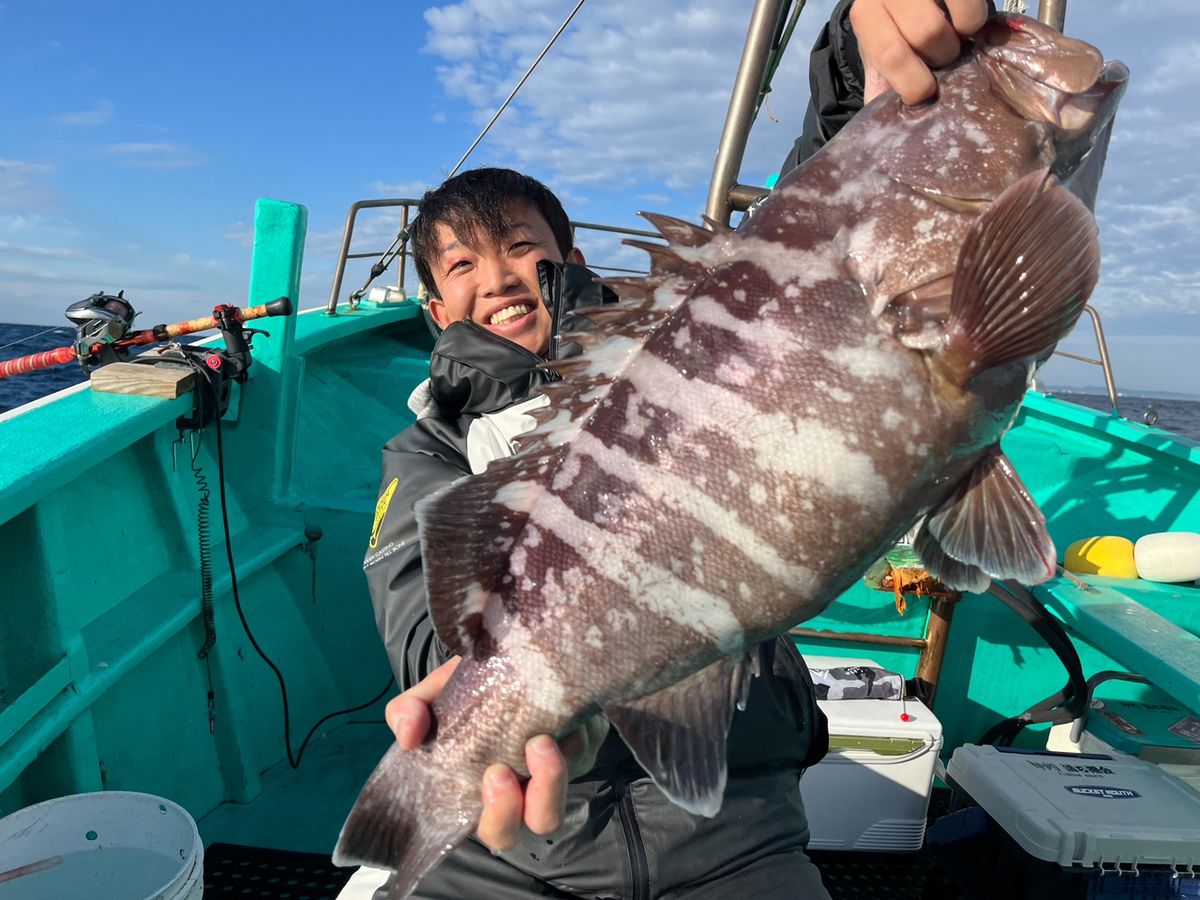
[974,15,1128,153]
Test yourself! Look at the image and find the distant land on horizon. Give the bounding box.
[1044,385,1200,402]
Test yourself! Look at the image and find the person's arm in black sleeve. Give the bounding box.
[782,0,996,174]
[781,0,860,173]
[363,431,468,691]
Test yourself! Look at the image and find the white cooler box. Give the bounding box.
[799,656,943,852]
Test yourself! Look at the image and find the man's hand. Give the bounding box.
[385,657,610,852]
[850,0,990,105]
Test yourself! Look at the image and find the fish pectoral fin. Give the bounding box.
[604,652,757,818]
[915,445,1056,592]
[936,168,1100,387]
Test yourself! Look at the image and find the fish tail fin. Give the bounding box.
[940,169,1100,386]
[333,742,481,899]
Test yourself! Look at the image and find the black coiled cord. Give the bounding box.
[192,363,395,768]
[191,450,217,660]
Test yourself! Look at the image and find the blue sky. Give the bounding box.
[1,0,1197,394]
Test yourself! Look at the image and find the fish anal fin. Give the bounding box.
[939,169,1099,386]
[915,445,1056,592]
[604,652,758,817]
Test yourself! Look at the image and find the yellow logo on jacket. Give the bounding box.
[369,477,400,549]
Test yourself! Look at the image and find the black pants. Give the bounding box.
[381,768,830,899]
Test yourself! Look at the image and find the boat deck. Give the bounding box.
[196,719,966,900]
[198,719,390,855]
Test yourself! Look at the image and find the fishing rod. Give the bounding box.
[0,292,292,380]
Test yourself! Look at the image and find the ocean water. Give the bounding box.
[0,323,87,414]
[1051,391,1200,443]
[2,323,1199,442]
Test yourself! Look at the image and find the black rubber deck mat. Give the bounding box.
[809,848,963,900]
[204,843,353,899]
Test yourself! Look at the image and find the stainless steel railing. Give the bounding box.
[1050,305,1121,415]
[325,201,661,315]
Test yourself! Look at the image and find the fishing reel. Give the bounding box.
[134,303,272,430]
[65,290,138,371]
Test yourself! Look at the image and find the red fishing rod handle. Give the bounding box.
[0,345,78,380]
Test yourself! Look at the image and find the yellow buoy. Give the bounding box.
[1063,536,1138,578]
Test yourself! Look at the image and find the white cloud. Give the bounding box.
[0,239,79,259]
[224,222,254,248]
[106,142,204,169]
[54,100,115,126]
[422,0,832,199]
[370,179,433,197]
[0,159,57,212]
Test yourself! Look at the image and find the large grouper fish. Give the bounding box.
[335,14,1127,896]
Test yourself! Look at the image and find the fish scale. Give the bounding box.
[335,15,1128,898]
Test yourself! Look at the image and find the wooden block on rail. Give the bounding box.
[90,362,195,399]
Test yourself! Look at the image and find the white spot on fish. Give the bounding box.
[606,608,638,631]
[552,452,582,492]
[585,625,605,649]
[510,545,528,577]
[743,412,890,507]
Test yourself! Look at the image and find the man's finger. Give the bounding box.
[882,0,961,68]
[943,0,990,37]
[851,0,936,105]
[522,735,568,835]
[558,715,610,780]
[385,656,461,749]
[477,764,524,851]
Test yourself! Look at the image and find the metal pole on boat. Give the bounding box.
[1037,0,1067,31]
[704,0,788,228]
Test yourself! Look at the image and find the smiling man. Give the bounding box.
[411,168,587,357]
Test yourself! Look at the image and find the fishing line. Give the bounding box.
[345,0,588,305]
[0,326,72,354]
[445,0,588,180]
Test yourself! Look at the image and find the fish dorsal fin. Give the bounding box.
[914,445,1056,592]
[603,651,759,817]
[938,169,1100,386]
[639,211,717,247]
[516,274,693,457]
[622,239,709,280]
[417,447,562,656]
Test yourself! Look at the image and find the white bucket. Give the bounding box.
[0,790,203,899]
